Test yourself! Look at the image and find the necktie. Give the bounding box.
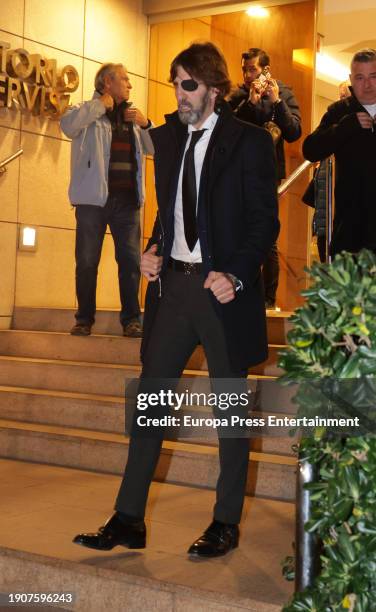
[182,129,206,251]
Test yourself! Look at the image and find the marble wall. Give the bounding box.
[0,0,149,327]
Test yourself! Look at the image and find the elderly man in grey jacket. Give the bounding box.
[60,63,154,337]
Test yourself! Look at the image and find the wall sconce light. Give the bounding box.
[19,224,38,252]
[246,6,270,18]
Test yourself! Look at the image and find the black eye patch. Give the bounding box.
[181,78,199,91]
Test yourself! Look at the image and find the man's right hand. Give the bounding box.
[100,93,114,110]
[356,112,374,129]
[248,83,262,105]
[141,244,162,281]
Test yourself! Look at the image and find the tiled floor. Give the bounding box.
[0,458,294,607]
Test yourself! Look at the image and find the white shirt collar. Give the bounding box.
[188,111,218,134]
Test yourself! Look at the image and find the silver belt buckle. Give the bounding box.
[183,262,196,275]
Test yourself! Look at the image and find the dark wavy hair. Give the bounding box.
[241,48,270,68]
[169,42,231,100]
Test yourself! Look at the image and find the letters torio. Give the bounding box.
[0,41,80,118]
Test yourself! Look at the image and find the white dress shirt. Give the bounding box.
[171,111,219,263]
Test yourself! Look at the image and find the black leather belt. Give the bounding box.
[168,257,203,274]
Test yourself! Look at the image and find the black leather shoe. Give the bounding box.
[188,520,239,557]
[73,512,146,551]
[123,319,142,338]
[70,323,92,336]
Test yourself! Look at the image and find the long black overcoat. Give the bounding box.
[303,93,376,256]
[142,103,280,370]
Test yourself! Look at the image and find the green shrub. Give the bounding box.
[279,250,376,612]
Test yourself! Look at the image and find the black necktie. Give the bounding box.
[182,129,206,251]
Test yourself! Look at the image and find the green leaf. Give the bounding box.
[337,532,357,563]
[318,288,340,308]
[332,498,354,522]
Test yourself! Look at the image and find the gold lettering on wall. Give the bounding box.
[0,42,79,118]
[0,42,10,72]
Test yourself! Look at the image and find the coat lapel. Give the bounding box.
[160,106,245,202]
[206,112,245,196]
[150,113,188,219]
[165,118,188,220]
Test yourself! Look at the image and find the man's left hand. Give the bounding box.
[204,271,235,303]
[124,107,149,127]
[265,78,280,104]
[356,112,374,129]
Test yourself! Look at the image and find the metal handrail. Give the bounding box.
[295,156,335,593]
[278,159,313,197]
[296,457,320,591]
[278,157,335,264]
[0,149,23,173]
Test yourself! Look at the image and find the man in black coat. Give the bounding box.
[73,42,279,558]
[228,48,301,309]
[303,48,376,256]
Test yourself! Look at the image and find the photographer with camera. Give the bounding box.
[229,48,301,309]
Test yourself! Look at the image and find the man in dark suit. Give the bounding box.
[303,48,376,257]
[73,42,279,558]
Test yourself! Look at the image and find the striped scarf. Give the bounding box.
[107,103,138,203]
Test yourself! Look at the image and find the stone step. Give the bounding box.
[0,546,284,612]
[0,355,283,397]
[12,306,293,345]
[0,418,296,501]
[0,329,143,367]
[0,359,282,403]
[0,355,141,397]
[0,386,298,456]
[0,329,284,375]
[0,459,293,610]
[0,385,123,432]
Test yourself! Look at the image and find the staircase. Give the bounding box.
[0,307,296,611]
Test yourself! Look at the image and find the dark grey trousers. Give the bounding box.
[115,268,250,524]
[74,197,141,326]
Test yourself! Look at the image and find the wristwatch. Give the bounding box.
[226,273,244,292]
